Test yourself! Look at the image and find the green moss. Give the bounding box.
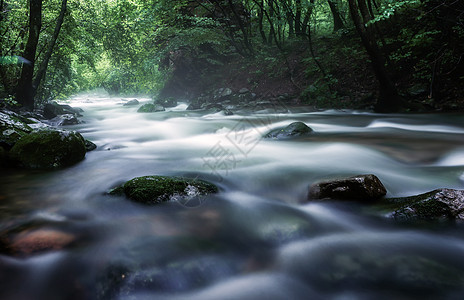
[9,129,86,169]
[114,175,218,205]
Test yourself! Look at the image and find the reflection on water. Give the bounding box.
[1,92,464,299]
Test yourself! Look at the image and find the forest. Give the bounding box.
[1,0,463,113]
[3,1,464,299]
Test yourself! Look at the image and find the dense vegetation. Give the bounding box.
[0,0,463,112]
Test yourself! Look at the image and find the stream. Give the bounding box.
[2,92,464,299]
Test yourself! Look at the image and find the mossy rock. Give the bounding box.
[9,129,86,169]
[137,103,165,113]
[109,175,218,205]
[264,122,313,139]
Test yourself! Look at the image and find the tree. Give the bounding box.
[32,0,67,100]
[347,0,403,112]
[16,0,42,109]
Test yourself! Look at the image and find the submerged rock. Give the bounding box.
[264,122,313,139]
[9,128,86,169]
[308,174,387,201]
[5,229,76,256]
[109,175,218,205]
[137,103,165,113]
[383,189,464,221]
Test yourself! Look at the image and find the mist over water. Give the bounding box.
[2,92,464,299]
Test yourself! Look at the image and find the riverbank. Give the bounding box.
[157,33,464,113]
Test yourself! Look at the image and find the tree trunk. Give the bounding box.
[327,0,345,31]
[32,0,67,98]
[295,0,302,35]
[347,0,403,112]
[258,0,267,43]
[16,0,42,110]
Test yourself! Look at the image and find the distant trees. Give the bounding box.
[1,0,462,111]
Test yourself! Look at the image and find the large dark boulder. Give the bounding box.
[9,128,86,169]
[308,174,387,201]
[264,122,313,139]
[384,189,464,221]
[43,101,82,119]
[109,175,218,205]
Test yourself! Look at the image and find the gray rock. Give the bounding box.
[85,140,97,151]
[48,114,80,126]
[155,97,177,108]
[308,174,387,201]
[239,88,250,94]
[264,122,313,139]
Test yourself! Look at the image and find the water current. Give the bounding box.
[2,92,464,299]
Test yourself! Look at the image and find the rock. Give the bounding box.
[308,174,387,201]
[9,128,86,169]
[137,103,165,113]
[213,88,233,101]
[43,101,82,119]
[239,88,250,94]
[109,175,218,205]
[155,97,177,108]
[384,189,464,221]
[187,97,208,110]
[85,139,97,151]
[123,99,139,106]
[222,109,234,116]
[264,122,313,139]
[0,110,33,148]
[48,114,80,126]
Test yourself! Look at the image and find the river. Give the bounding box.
[1,92,464,299]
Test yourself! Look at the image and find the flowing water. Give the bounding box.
[2,93,464,299]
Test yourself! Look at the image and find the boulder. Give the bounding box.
[43,101,82,119]
[48,114,80,126]
[85,139,97,151]
[308,174,387,201]
[109,175,218,205]
[137,103,165,113]
[384,189,464,221]
[187,97,208,110]
[9,128,86,169]
[239,88,250,94]
[264,122,313,139]
[123,99,140,106]
[0,110,32,148]
[155,97,177,108]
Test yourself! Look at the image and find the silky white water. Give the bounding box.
[1,92,464,299]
